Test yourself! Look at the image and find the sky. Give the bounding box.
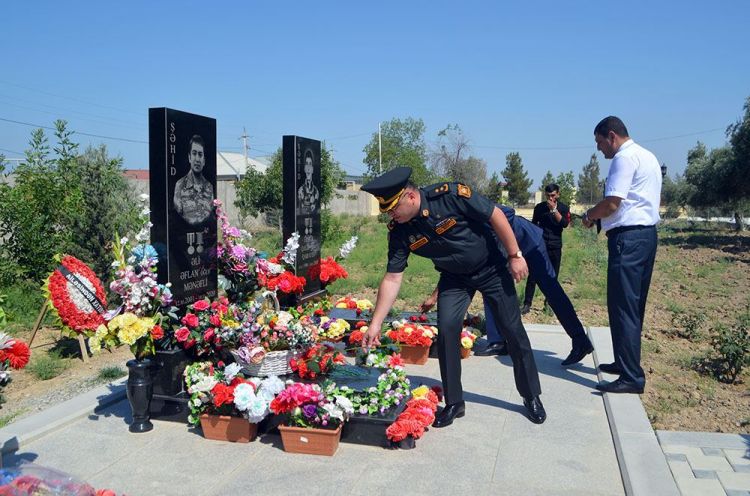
[2,1,749,187]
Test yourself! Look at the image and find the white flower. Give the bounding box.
[244,396,270,423]
[139,193,149,201]
[322,402,344,421]
[281,232,300,265]
[233,383,256,411]
[259,375,285,396]
[334,395,354,415]
[223,363,242,381]
[191,376,218,393]
[339,236,358,259]
[120,237,129,245]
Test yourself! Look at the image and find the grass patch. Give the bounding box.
[27,350,69,380]
[0,409,28,428]
[97,366,127,382]
[0,279,51,334]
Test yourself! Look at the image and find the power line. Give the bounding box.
[0,116,147,144]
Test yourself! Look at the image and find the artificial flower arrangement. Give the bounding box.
[183,361,285,426]
[213,199,260,302]
[330,364,410,416]
[43,254,108,337]
[0,465,121,495]
[269,382,354,430]
[315,316,350,342]
[289,343,346,380]
[90,195,175,359]
[461,327,479,350]
[333,296,374,316]
[172,296,260,359]
[0,332,31,406]
[306,235,358,286]
[385,385,441,448]
[288,298,332,319]
[386,320,438,347]
[255,233,306,295]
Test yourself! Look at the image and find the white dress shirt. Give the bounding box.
[602,139,662,232]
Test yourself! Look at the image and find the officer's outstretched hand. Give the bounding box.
[363,325,382,350]
[508,257,529,283]
[419,295,437,313]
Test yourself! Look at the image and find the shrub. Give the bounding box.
[27,350,69,381]
[692,318,750,384]
[671,312,706,341]
[97,366,127,382]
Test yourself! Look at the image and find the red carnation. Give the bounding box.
[0,340,31,369]
[192,299,210,311]
[211,383,235,407]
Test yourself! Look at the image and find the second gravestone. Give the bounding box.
[282,135,325,304]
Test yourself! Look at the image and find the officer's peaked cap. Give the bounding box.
[361,167,413,213]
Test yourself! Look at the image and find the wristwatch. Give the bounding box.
[509,250,523,259]
[550,208,558,214]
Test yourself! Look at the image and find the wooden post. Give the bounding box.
[78,334,89,363]
[28,302,49,347]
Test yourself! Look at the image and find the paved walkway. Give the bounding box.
[0,325,745,495]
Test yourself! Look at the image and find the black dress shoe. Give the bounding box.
[523,396,546,424]
[595,379,644,394]
[432,401,466,428]
[474,342,509,357]
[520,304,531,315]
[598,362,623,375]
[561,342,594,366]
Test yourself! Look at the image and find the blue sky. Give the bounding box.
[2,1,749,187]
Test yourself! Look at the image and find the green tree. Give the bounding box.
[235,143,345,226]
[362,117,432,186]
[483,171,504,203]
[539,170,555,191]
[577,153,602,205]
[726,96,750,229]
[555,170,576,206]
[501,152,532,206]
[660,173,689,218]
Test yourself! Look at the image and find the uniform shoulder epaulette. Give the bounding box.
[455,183,472,198]
[426,182,450,199]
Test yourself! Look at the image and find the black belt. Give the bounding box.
[606,224,655,238]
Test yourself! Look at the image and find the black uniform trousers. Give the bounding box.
[490,244,588,348]
[607,225,657,389]
[437,262,542,405]
[523,245,561,306]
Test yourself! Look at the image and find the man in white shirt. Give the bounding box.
[582,116,661,394]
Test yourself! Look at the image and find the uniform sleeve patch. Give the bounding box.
[457,184,472,198]
[409,237,429,251]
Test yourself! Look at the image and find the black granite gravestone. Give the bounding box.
[149,108,218,308]
[282,135,325,304]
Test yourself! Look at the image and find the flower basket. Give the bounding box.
[200,414,257,443]
[278,424,342,456]
[460,347,471,359]
[399,345,430,365]
[230,349,299,377]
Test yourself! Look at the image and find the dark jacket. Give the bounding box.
[531,200,570,249]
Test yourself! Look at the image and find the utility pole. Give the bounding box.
[378,122,382,174]
[239,127,250,167]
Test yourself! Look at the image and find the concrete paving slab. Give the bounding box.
[0,325,678,495]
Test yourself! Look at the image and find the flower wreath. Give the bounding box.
[331,366,411,416]
[43,255,107,336]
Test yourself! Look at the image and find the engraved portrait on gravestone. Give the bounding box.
[297,149,320,215]
[173,134,215,226]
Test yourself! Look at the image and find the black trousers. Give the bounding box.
[607,225,657,388]
[437,263,542,404]
[523,245,561,305]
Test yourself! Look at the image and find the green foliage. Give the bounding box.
[235,144,344,226]
[501,152,532,206]
[0,294,6,329]
[726,96,750,206]
[362,117,433,186]
[0,280,49,334]
[692,314,750,384]
[671,311,706,341]
[483,171,504,203]
[27,350,69,380]
[661,173,689,218]
[97,366,127,382]
[539,171,555,191]
[576,153,602,205]
[555,171,576,206]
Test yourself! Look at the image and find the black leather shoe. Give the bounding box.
[523,396,546,424]
[474,342,509,357]
[432,401,466,428]
[598,362,623,375]
[561,342,594,366]
[595,379,644,394]
[520,304,531,315]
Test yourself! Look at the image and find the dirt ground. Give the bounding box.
[3,226,749,433]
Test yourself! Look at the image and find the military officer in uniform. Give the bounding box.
[361,167,546,426]
[420,203,594,366]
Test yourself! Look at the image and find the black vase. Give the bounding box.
[126,358,154,433]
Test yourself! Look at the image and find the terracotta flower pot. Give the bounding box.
[399,344,430,365]
[200,414,257,443]
[460,347,471,359]
[278,424,342,456]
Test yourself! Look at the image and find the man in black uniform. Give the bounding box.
[361,167,546,426]
[522,183,570,314]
